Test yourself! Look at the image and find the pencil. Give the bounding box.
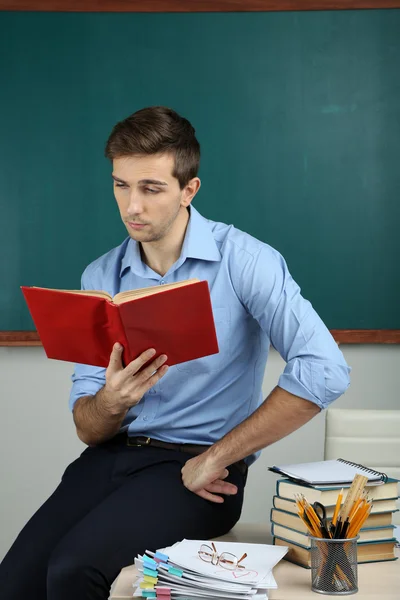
[348,502,370,535]
[348,497,363,520]
[332,488,343,527]
[295,496,323,538]
[348,502,372,538]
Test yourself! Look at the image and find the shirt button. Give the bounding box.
[160,280,165,285]
[143,415,148,421]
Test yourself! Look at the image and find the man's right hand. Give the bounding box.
[103,343,169,413]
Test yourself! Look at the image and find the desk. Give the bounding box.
[110,523,400,600]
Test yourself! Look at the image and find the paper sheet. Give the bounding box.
[165,539,287,586]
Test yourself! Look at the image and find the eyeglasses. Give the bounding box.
[198,542,247,570]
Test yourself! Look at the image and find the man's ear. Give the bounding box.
[181,177,201,207]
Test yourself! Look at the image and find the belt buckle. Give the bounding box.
[127,436,151,447]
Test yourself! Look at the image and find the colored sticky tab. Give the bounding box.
[159,563,169,570]
[142,591,156,598]
[140,581,155,589]
[155,588,171,596]
[144,575,158,584]
[155,551,169,563]
[143,556,157,568]
[168,567,183,577]
[143,568,158,578]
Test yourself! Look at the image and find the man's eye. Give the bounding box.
[115,182,127,188]
[145,188,159,194]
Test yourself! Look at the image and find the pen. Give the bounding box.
[341,518,350,539]
[333,517,342,539]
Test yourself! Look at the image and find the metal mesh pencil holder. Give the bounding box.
[309,535,359,595]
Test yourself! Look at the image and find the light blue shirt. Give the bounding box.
[70,206,350,464]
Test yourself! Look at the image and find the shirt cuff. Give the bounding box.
[278,358,351,410]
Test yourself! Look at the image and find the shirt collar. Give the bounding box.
[120,205,221,277]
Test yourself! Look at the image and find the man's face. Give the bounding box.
[112,153,193,244]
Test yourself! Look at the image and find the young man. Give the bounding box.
[0,106,350,600]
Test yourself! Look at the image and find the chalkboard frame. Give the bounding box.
[1,331,399,346]
[1,4,399,344]
[1,1,400,12]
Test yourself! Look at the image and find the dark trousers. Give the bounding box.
[0,437,246,600]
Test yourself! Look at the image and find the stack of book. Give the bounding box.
[268,459,399,568]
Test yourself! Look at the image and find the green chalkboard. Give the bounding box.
[0,10,399,331]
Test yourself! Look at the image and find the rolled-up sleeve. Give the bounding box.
[242,245,351,409]
[69,364,106,412]
[68,267,106,411]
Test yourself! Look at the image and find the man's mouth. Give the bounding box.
[127,222,148,230]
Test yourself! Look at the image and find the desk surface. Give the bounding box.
[110,524,400,600]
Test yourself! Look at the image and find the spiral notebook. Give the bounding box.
[269,458,388,487]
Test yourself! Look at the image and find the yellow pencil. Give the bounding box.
[353,504,372,535]
[349,497,364,520]
[348,502,372,538]
[296,497,322,537]
[332,488,343,527]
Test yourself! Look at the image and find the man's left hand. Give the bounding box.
[181,453,238,503]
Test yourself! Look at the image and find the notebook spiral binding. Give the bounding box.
[337,458,388,483]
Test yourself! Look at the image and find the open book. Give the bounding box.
[21,279,219,368]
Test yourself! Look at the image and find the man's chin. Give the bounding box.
[127,229,158,243]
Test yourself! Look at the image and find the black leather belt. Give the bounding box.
[112,433,248,477]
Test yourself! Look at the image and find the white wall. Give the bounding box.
[1,345,399,561]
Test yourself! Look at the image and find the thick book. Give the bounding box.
[273,537,398,568]
[269,458,388,486]
[270,507,395,533]
[21,279,219,368]
[271,522,396,547]
[272,495,399,518]
[275,477,399,505]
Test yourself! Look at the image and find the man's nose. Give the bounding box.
[127,192,144,215]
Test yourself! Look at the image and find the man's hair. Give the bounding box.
[105,106,200,189]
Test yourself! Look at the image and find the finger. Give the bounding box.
[205,481,238,495]
[143,364,169,389]
[140,354,168,381]
[123,348,156,378]
[219,468,230,480]
[194,488,225,503]
[107,342,124,373]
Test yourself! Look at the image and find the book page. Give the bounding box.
[271,459,383,485]
[32,287,112,300]
[113,278,199,304]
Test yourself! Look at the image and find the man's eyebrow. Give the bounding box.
[139,179,168,186]
[111,174,168,186]
[112,175,126,183]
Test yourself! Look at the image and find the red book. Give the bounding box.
[21,279,219,368]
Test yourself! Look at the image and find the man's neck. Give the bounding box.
[140,208,190,277]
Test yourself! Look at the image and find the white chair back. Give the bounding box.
[325,408,400,524]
